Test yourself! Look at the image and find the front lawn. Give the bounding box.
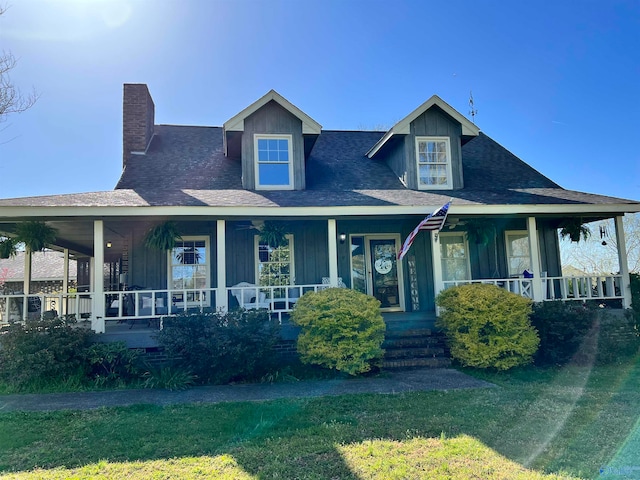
[1,356,639,479]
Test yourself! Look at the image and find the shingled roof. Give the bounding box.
[0,126,636,209]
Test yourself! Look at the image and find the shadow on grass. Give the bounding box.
[1,355,640,479]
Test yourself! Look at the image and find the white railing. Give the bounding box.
[227,284,326,322]
[0,291,93,324]
[443,275,624,302]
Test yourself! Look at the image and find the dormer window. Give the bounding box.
[416,137,452,189]
[255,134,294,190]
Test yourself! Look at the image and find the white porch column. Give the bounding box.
[216,219,228,312]
[431,231,444,311]
[615,215,632,309]
[92,220,105,333]
[527,217,543,302]
[327,219,339,286]
[22,250,32,320]
[62,248,69,315]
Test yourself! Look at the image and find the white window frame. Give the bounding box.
[167,235,211,305]
[415,136,453,190]
[439,232,471,281]
[254,234,295,287]
[254,134,294,190]
[505,230,531,277]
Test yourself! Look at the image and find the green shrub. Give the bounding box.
[142,365,196,391]
[290,288,385,375]
[0,317,93,389]
[530,301,596,366]
[83,342,144,387]
[595,310,640,364]
[156,309,280,385]
[436,284,538,370]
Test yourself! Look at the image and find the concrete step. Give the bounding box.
[384,328,432,337]
[383,336,442,348]
[382,357,451,369]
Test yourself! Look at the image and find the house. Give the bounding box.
[0,84,638,338]
[0,250,77,322]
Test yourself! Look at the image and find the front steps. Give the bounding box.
[382,328,451,369]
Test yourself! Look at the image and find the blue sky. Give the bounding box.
[0,0,638,201]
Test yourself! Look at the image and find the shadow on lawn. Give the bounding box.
[1,354,640,478]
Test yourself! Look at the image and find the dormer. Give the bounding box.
[223,90,321,191]
[366,95,479,190]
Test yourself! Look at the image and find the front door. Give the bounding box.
[350,235,404,311]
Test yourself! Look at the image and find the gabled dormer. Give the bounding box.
[366,95,479,190]
[223,90,321,191]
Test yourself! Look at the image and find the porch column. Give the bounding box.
[22,250,32,320]
[614,215,632,308]
[216,219,228,312]
[527,217,543,302]
[62,248,69,315]
[431,231,444,310]
[327,219,339,286]
[92,220,105,333]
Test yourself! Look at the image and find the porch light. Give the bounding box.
[106,241,112,248]
[339,233,346,244]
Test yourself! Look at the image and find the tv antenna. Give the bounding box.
[469,90,478,124]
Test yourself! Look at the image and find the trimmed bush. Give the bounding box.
[290,288,385,375]
[436,284,538,370]
[530,301,596,366]
[596,310,640,364]
[156,309,280,385]
[0,316,93,389]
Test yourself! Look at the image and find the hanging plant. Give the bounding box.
[144,221,182,251]
[465,219,494,246]
[259,221,289,248]
[15,221,57,253]
[0,237,17,259]
[559,218,591,243]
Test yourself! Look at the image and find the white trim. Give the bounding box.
[415,136,453,190]
[254,234,295,286]
[367,95,479,158]
[92,220,105,333]
[328,219,338,286]
[1,202,639,219]
[216,220,227,312]
[615,215,632,308]
[166,236,211,306]
[254,134,294,190]
[527,218,543,301]
[223,89,322,134]
[438,232,471,282]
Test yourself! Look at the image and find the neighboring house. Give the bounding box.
[0,84,638,335]
[0,250,77,322]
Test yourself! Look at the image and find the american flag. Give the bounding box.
[397,202,450,261]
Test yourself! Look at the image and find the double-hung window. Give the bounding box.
[439,233,471,281]
[416,137,452,189]
[255,134,293,190]
[255,235,294,289]
[505,231,531,277]
[169,236,209,305]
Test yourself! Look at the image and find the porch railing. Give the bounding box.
[0,284,329,326]
[443,274,624,302]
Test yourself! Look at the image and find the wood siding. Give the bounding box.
[406,106,464,190]
[241,101,305,190]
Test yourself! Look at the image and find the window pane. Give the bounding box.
[259,163,290,186]
[268,139,278,150]
[257,139,268,150]
[278,139,288,151]
[440,235,469,281]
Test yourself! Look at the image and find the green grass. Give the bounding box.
[1,357,640,479]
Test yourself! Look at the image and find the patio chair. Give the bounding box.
[230,282,270,310]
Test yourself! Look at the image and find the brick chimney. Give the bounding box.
[122,83,155,168]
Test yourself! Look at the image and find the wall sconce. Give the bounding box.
[339,233,346,244]
[106,241,112,248]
